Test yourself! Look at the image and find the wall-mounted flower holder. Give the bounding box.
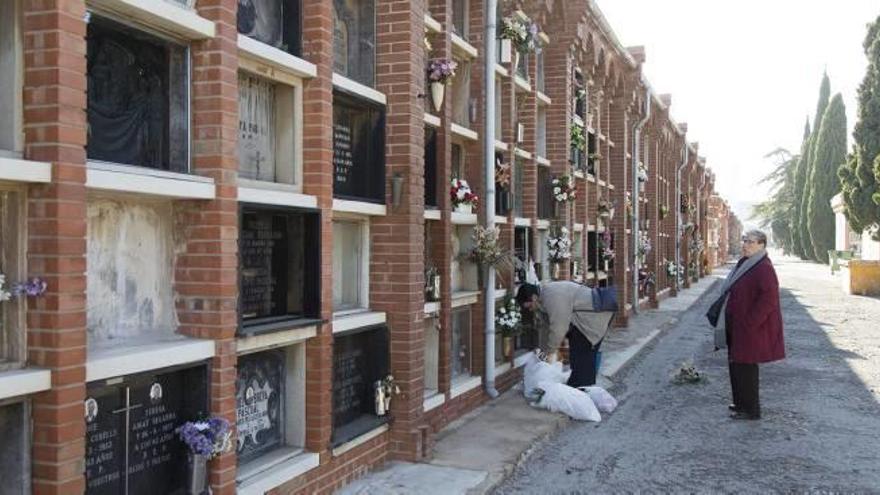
[500,38,512,64]
[430,82,445,112]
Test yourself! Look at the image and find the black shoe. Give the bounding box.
[728,404,742,412]
[729,411,760,420]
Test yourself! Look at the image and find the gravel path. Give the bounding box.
[495,255,880,494]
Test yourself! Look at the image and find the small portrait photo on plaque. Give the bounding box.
[149,382,163,404]
[84,397,98,424]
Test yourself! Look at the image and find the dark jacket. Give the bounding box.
[725,256,785,363]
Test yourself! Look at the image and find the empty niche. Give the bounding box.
[87,199,178,344]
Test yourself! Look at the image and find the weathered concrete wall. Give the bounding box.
[87,198,178,343]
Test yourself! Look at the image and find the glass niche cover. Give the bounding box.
[86,16,189,172]
[237,0,302,56]
[239,205,321,334]
[332,91,385,203]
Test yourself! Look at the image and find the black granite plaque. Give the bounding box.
[331,325,389,446]
[85,365,207,495]
[236,350,285,464]
[239,205,321,333]
[332,91,385,203]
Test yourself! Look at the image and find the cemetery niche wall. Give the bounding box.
[237,0,302,57]
[84,365,208,495]
[86,16,189,172]
[239,204,321,335]
[331,324,389,446]
[332,91,385,203]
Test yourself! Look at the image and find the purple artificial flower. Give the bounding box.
[11,277,47,297]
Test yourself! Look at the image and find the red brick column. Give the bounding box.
[608,97,630,325]
[300,0,335,458]
[174,2,241,494]
[23,1,88,493]
[427,0,453,403]
[373,0,428,461]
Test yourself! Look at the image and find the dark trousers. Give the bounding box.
[566,326,601,388]
[729,362,760,417]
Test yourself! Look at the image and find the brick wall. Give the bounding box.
[23,1,88,492]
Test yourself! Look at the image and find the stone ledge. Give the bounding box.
[0,368,51,401]
[86,337,214,382]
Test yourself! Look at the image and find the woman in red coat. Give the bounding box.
[709,229,785,420]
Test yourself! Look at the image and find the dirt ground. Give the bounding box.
[495,254,880,493]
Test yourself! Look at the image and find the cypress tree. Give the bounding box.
[790,119,811,255]
[807,94,847,263]
[798,73,831,260]
[840,15,880,236]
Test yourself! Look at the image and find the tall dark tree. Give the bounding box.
[807,94,847,262]
[840,15,880,237]
[798,73,831,260]
[790,119,811,255]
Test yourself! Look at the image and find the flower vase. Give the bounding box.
[454,203,473,214]
[513,51,521,73]
[500,38,512,64]
[430,82,445,112]
[186,453,209,495]
[502,336,514,360]
[426,274,441,301]
[552,262,561,280]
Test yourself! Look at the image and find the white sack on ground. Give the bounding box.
[533,381,602,422]
[580,386,618,413]
[523,353,568,401]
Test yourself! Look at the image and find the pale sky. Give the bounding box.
[597,0,879,225]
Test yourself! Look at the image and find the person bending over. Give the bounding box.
[516,281,616,387]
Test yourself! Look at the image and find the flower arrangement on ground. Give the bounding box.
[551,175,576,203]
[427,58,458,84]
[450,178,479,209]
[597,197,614,219]
[500,15,540,53]
[637,161,648,183]
[177,417,231,458]
[495,296,522,337]
[547,226,572,262]
[570,122,586,151]
[672,361,704,384]
[469,225,512,269]
[0,274,48,302]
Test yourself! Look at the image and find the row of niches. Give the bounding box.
[90,14,384,201]
[77,319,390,493]
[83,197,350,347]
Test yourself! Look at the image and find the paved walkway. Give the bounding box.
[338,272,724,495]
[496,255,880,493]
